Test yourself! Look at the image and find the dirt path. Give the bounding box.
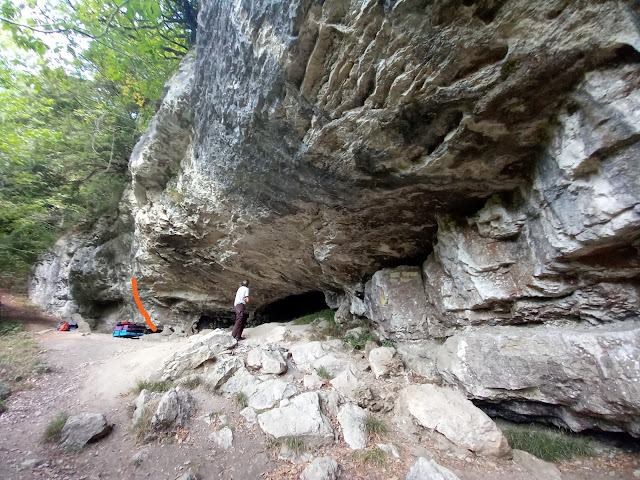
[0,294,639,480]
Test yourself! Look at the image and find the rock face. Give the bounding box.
[436,323,640,435]
[29,0,640,437]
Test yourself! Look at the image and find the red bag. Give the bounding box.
[58,322,70,331]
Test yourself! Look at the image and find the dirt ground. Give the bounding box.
[0,292,639,480]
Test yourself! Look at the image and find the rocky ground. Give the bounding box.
[1,293,639,480]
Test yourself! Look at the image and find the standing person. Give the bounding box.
[232,280,250,341]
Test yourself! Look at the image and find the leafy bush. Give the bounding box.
[293,309,335,325]
[502,423,595,461]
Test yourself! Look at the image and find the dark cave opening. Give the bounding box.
[195,311,235,331]
[253,291,330,324]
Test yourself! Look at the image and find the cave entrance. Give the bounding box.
[254,291,329,324]
[195,311,235,331]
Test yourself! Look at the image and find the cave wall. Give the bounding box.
[29,0,640,433]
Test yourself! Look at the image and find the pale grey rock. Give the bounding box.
[247,348,288,374]
[248,378,299,410]
[512,450,562,480]
[436,323,640,436]
[208,426,233,450]
[204,356,244,391]
[20,458,43,469]
[398,385,511,457]
[312,354,352,378]
[394,341,442,381]
[377,443,400,458]
[304,372,325,389]
[132,389,160,426]
[300,456,340,480]
[130,448,150,466]
[363,341,378,358]
[291,342,329,370]
[151,387,195,430]
[175,473,197,480]
[337,404,367,450]
[278,445,313,464]
[330,368,373,408]
[220,366,262,397]
[406,457,460,480]
[257,392,335,446]
[632,469,640,478]
[240,407,257,424]
[317,390,342,419]
[218,414,229,426]
[59,413,113,452]
[368,347,404,378]
[365,266,428,342]
[160,331,236,381]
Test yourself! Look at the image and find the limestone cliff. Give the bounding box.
[30,0,640,435]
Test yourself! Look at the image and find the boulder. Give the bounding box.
[318,390,342,419]
[398,385,511,457]
[512,450,562,480]
[436,323,640,436]
[337,404,367,450]
[240,407,257,424]
[368,347,404,378]
[248,378,299,410]
[151,387,195,430]
[204,356,244,391]
[330,368,373,407]
[130,448,150,466]
[257,392,335,446]
[377,443,400,458]
[291,342,329,370]
[247,347,287,374]
[160,331,236,380]
[304,372,324,389]
[132,389,160,426]
[312,354,352,378]
[406,458,460,480]
[220,366,262,397]
[300,457,340,480]
[59,413,113,452]
[208,426,233,450]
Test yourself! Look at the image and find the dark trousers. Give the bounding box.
[232,303,245,339]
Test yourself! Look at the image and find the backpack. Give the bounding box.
[58,322,70,331]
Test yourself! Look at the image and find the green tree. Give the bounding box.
[0,0,197,289]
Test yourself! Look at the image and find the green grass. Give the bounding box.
[293,309,335,325]
[284,436,306,454]
[316,366,332,380]
[44,412,68,442]
[133,380,172,394]
[364,414,388,439]
[133,408,154,442]
[381,339,395,347]
[502,423,596,462]
[0,320,48,390]
[232,391,248,408]
[342,330,375,350]
[266,436,281,452]
[0,398,4,413]
[354,448,387,466]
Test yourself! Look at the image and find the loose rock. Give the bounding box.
[368,347,404,378]
[337,404,367,450]
[59,413,113,452]
[151,387,195,430]
[300,456,340,480]
[406,457,460,480]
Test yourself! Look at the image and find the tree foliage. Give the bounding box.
[0,0,197,288]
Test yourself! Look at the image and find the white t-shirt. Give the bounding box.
[234,286,249,306]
